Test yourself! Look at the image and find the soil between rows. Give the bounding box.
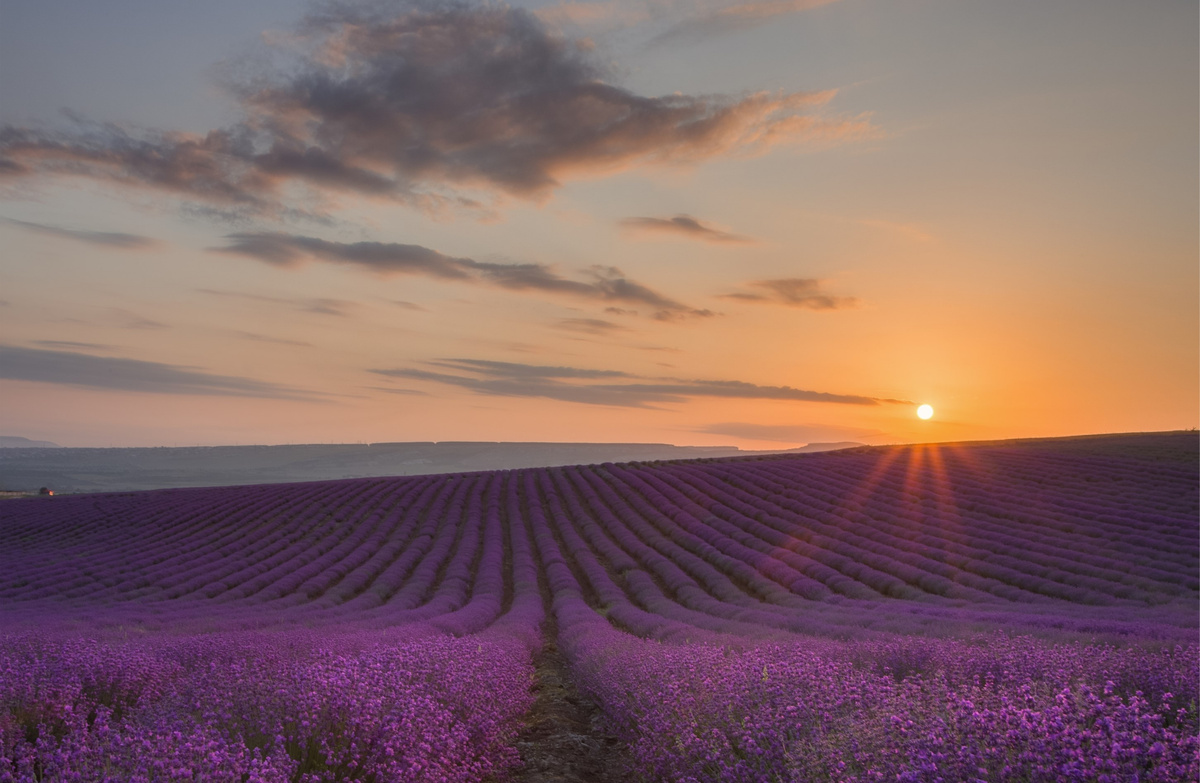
[504,472,631,783]
[504,623,627,783]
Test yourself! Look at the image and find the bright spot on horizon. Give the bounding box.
[917,404,934,420]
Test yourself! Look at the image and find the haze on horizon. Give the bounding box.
[0,0,1196,449]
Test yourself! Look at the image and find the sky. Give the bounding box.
[0,0,1196,449]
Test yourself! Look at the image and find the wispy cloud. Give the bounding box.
[212,234,472,277]
[110,309,170,330]
[0,344,315,399]
[556,317,630,335]
[372,357,906,408]
[620,214,754,244]
[234,331,313,347]
[213,232,712,320]
[0,217,161,249]
[0,2,869,218]
[720,278,858,310]
[199,288,358,318]
[700,421,882,443]
[368,386,428,396]
[654,0,843,45]
[31,339,114,351]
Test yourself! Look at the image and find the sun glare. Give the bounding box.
[917,404,934,420]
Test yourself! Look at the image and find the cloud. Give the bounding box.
[654,0,842,45]
[699,421,883,443]
[199,288,358,317]
[368,385,428,396]
[429,358,633,380]
[213,233,472,278]
[0,1,870,218]
[556,317,629,335]
[0,344,314,399]
[213,232,711,319]
[31,340,114,351]
[620,214,754,244]
[234,331,313,347]
[720,278,858,310]
[110,309,170,329]
[372,357,906,408]
[0,217,162,249]
[302,298,358,316]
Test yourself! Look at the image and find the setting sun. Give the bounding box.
[917,404,934,420]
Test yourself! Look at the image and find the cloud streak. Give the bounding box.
[620,214,754,244]
[199,288,359,318]
[234,331,313,347]
[555,317,629,335]
[31,340,114,351]
[700,421,882,443]
[0,217,161,249]
[0,344,314,399]
[720,278,858,310]
[372,357,906,408]
[0,1,870,218]
[213,232,711,319]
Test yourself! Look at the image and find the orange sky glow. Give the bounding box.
[0,0,1195,448]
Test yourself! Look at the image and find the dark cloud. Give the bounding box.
[0,217,162,249]
[620,214,754,244]
[389,300,426,311]
[654,0,841,45]
[213,232,711,319]
[31,340,114,351]
[0,344,314,399]
[720,278,858,310]
[699,421,883,443]
[372,357,905,408]
[0,1,867,217]
[213,233,472,278]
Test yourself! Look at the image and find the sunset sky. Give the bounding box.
[0,0,1196,448]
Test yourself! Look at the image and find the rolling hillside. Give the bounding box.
[1,431,1196,782]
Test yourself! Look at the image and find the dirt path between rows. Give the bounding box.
[497,470,633,783]
[504,617,628,783]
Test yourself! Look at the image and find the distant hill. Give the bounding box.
[0,436,60,448]
[0,440,861,494]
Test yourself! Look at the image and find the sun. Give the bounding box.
[917,404,934,420]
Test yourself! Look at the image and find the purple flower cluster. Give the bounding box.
[563,621,1199,782]
[0,630,533,782]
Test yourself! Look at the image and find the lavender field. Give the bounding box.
[1,432,1196,782]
